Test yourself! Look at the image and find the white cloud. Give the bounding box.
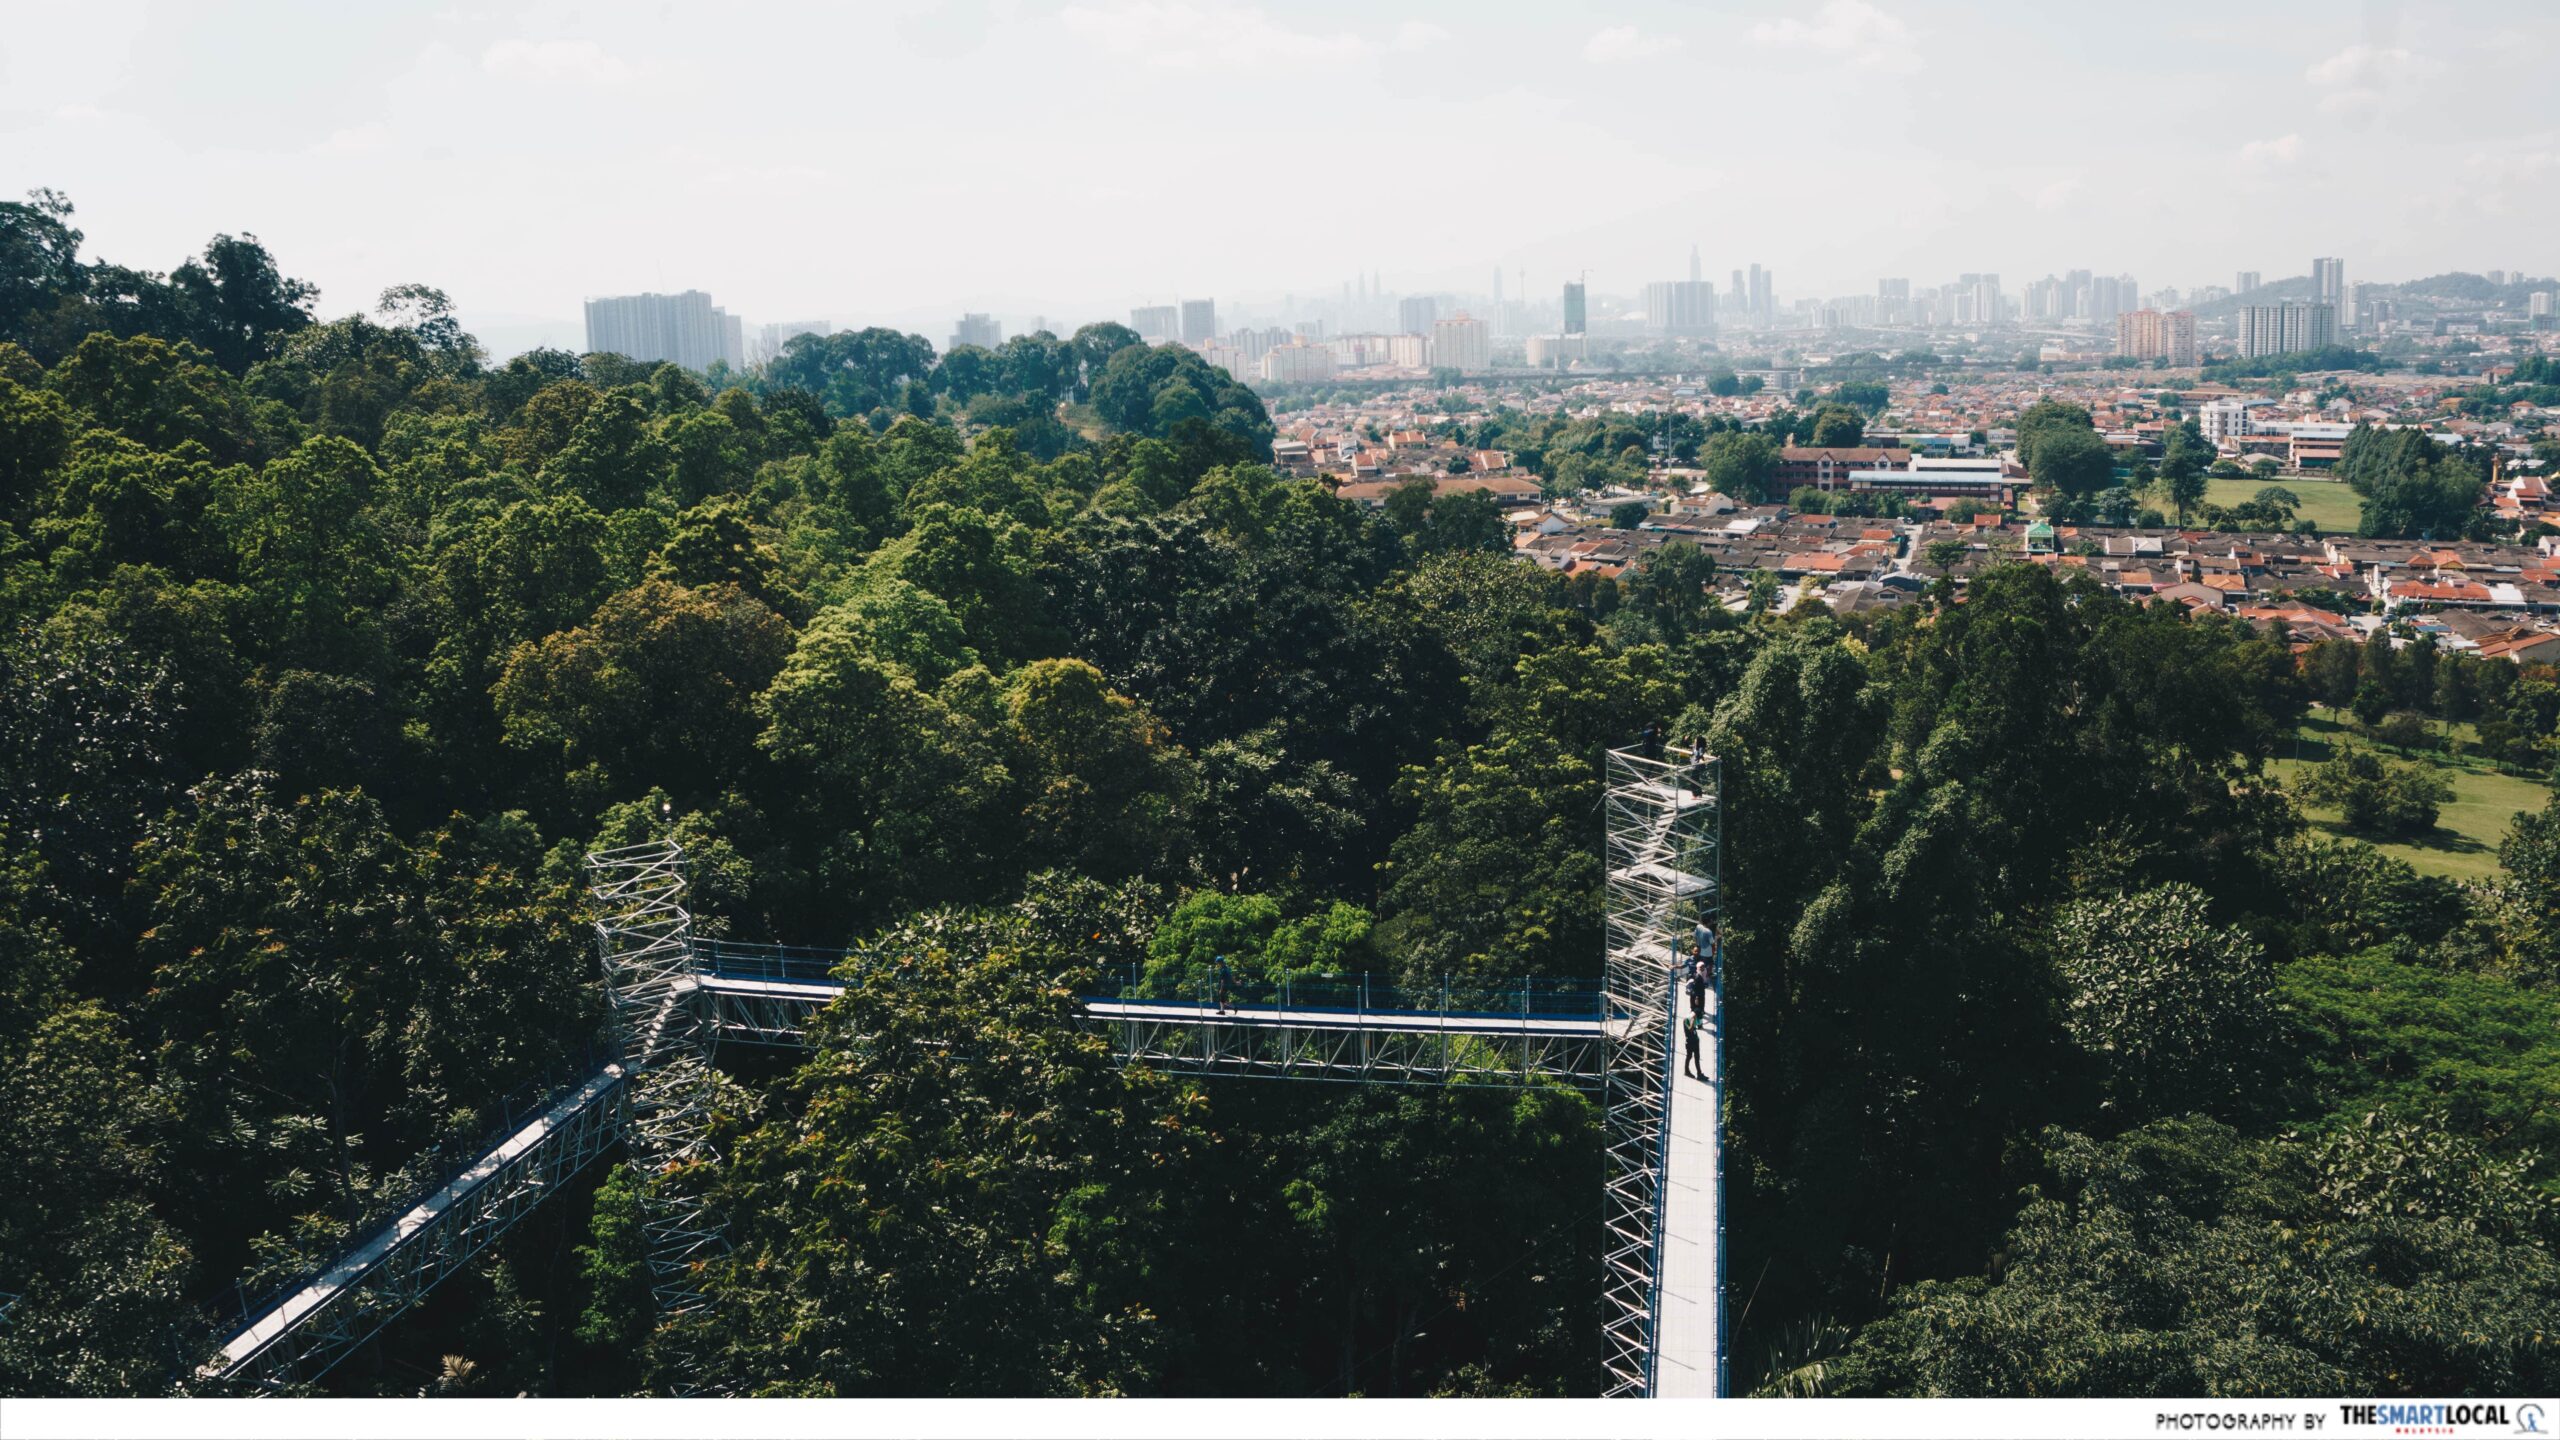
[2237,133,2304,168]
[1750,1,1916,73]
[1582,25,1683,64]
[1389,20,1450,52]
[311,122,389,156]
[2305,43,2439,116]
[1057,1,1437,69]
[481,38,641,87]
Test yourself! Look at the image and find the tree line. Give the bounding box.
[2,189,2556,1399]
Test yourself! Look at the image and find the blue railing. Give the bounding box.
[1092,965,1608,1023]
[692,939,849,985]
[694,942,1611,1025]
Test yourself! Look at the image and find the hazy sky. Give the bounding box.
[7,0,2555,351]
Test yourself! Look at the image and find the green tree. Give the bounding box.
[693,911,1217,1395]
[2051,884,2273,1116]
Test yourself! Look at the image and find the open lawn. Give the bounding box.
[2269,708,2551,883]
[2183,474,2366,533]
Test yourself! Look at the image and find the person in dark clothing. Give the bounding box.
[1215,956,1233,1013]
[1638,720,1665,760]
[1687,970,1707,1018]
[1682,1012,1704,1079]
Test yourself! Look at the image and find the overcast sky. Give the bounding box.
[7,0,2555,352]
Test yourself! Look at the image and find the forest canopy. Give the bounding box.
[3,189,2556,1400]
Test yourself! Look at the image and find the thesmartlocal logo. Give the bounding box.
[2335,1401,2544,1437]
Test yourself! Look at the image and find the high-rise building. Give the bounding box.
[583,290,741,372]
[1561,282,1586,336]
[1259,343,1335,383]
[2312,257,2345,306]
[1748,265,1772,321]
[2236,270,2261,296]
[1398,295,1439,336]
[1689,245,1702,284]
[1730,269,1747,315]
[1955,273,2002,326]
[1130,305,1179,342]
[2529,291,2554,319]
[1641,280,1717,336]
[1877,277,1911,325]
[2115,309,2197,367]
[1432,312,1491,372]
[950,313,1002,350]
[1180,299,1216,345]
[2088,275,2124,323]
[753,319,831,366]
[2238,302,2338,358]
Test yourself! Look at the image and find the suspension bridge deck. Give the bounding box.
[1651,979,1723,1396]
[213,1062,627,1381]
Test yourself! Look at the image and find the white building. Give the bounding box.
[584,290,744,371]
[2237,303,2338,358]
[1524,334,1588,368]
[1260,343,1335,383]
[752,320,831,366]
[2199,398,2270,444]
[1432,312,1491,372]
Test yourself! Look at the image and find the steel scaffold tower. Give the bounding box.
[585,840,726,1384]
[1597,744,1720,1398]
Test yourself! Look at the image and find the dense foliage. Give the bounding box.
[3,191,2555,1399]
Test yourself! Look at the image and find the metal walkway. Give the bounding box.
[210,964,1617,1386]
[210,740,1726,1396]
[1651,971,1724,1396]
[211,1063,628,1387]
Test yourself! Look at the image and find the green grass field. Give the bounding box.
[2269,709,2551,883]
[2203,474,2363,532]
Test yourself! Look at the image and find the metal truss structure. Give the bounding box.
[209,1063,627,1388]
[585,841,725,1387]
[214,783,1729,1397]
[1598,743,1721,1398]
[1089,998,1607,1087]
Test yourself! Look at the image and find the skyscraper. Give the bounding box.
[1130,305,1178,342]
[950,313,1001,350]
[2312,257,2345,306]
[1398,295,1439,336]
[2238,302,2337,357]
[583,290,741,372]
[1730,269,1747,315]
[1181,299,1216,344]
[1747,264,1771,322]
[2115,310,2197,367]
[1878,277,1911,325]
[1689,245,1702,284]
[2236,270,2261,296]
[1561,282,1586,336]
[754,320,831,366]
[1642,280,1716,336]
[1432,313,1491,372]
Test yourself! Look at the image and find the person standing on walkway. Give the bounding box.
[1215,956,1233,1013]
[1683,1011,1704,1080]
[1687,967,1707,1018]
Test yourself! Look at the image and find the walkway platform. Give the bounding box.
[214,1062,627,1381]
[1651,977,1723,1396]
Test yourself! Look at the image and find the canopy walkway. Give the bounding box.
[208,744,1724,1398]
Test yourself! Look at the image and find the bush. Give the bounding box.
[2294,745,2453,836]
[2371,710,2435,752]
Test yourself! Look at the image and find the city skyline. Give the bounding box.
[12,1,2555,355]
